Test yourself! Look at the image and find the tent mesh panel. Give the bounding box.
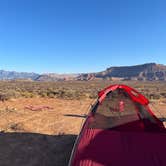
[89,89,156,129]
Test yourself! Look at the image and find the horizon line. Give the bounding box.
[0,62,164,74]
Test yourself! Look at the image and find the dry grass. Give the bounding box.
[0,80,165,101]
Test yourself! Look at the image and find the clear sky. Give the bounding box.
[0,0,166,73]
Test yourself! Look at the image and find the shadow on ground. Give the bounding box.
[0,132,77,166]
[64,114,87,118]
[159,118,166,122]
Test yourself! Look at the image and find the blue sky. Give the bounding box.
[0,0,166,73]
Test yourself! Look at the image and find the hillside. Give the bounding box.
[78,63,166,81]
[0,63,166,81]
[36,73,79,81]
[0,70,39,80]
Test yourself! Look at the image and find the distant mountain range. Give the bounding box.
[36,73,79,81]
[0,70,39,80]
[0,63,166,81]
[78,63,166,81]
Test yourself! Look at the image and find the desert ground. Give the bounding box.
[0,81,165,166]
[0,98,93,166]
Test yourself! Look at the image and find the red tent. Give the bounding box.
[69,84,166,166]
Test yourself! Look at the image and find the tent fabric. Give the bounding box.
[98,84,149,105]
[69,84,166,166]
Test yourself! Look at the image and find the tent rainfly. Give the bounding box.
[69,84,166,166]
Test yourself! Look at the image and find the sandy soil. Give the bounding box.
[0,98,165,166]
[0,98,93,166]
[0,98,93,135]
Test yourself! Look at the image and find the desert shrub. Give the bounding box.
[147,93,161,100]
[0,90,21,101]
[47,93,55,98]
[0,93,10,101]
[20,91,35,98]
[160,93,166,98]
[39,92,48,98]
[0,80,164,101]
[8,123,23,131]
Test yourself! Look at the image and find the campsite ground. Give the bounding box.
[0,81,165,166]
[0,98,93,166]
